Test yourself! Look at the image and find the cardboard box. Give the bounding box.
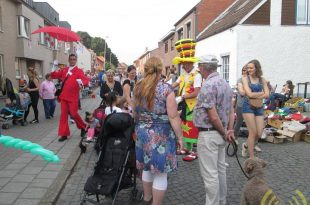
[267,119,283,129]
[265,134,286,144]
[301,133,310,142]
[283,130,302,142]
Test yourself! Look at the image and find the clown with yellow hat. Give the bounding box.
[172,38,202,162]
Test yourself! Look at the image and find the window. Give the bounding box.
[296,0,310,24]
[39,26,45,44]
[164,41,168,53]
[0,55,4,77]
[15,58,21,78]
[186,22,191,38]
[221,56,230,82]
[18,16,30,38]
[177,28,183,40]
[170,38,174,50]
[0,6,3,31]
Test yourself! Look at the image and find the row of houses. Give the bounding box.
[134,0,310,91]
[0,0,106,88]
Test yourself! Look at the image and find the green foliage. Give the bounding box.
[77,31,119,67]
[76,31,92,48]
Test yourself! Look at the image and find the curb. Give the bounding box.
[39,143,82,205]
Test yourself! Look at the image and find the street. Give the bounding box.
[0,96,309,205]
[58,128,310,205]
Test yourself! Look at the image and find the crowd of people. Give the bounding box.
[0,38,297,205]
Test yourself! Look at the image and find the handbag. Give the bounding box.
[249,98,263,109]
[55,75,69,97]
[177,100,187,121]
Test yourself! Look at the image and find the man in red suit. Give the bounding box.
[51,54,89,142]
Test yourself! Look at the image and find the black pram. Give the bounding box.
[81,112,141,205]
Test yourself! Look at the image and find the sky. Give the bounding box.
[44,0,200,64]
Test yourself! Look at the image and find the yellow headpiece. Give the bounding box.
[172,38,199,65]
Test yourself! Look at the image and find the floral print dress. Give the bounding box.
[134,82,177,174]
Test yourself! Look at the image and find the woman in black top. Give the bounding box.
[24,67,40,123]
[122,65,136,109]
[100,69,123,102]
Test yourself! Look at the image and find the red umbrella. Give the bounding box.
[32,26,80,42]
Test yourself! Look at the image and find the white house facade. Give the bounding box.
[75,43,91,72]
[196,0,310,94]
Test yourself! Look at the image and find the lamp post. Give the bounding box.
[103,36,108,71]
[109,52,112,69]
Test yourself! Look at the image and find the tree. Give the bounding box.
[77,31,92,48]
[91,37,106,56]
[76,31,119,68]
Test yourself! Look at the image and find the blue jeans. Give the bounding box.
[43,99,56,118]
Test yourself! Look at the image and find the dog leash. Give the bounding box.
[226,140,250,179]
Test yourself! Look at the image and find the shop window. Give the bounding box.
[296,0,310,24]
[221,55,230,82]
[18,16,30,38]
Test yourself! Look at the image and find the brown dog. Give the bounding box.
[240,158,282,205]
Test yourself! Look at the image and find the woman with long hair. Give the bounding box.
[233,65,248,142]
[266,80,294,109]
[24,67,40,123]
[241,60,269,158]
[133,57,183,205]
[123,65,136,109]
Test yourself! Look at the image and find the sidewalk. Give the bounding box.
[0,95,101,205]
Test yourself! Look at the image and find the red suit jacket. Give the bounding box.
[51,66,89,102]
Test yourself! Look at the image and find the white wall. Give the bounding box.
[196,29,237,85]
[75,43,91,72]
[236,25,310,93]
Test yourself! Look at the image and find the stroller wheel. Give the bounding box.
[2,124,9,129]
[130,188,143,201]
[79,140,87,153]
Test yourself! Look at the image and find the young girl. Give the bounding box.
[85,111,100,142]
[105,91,122,116]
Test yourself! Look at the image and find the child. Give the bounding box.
[85,111,100,142]
[0,98,14,119]
[19,83,31,110]
[117,96,130,113]
[105,91,122,116]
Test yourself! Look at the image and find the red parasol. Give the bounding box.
[32,26,80,42]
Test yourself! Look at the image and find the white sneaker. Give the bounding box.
[241,142,248,157]
[70,119,75,124]
[254,144,262,152]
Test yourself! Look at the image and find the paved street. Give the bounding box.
[58,133,310,205]
[0,93,309,205]
[0,93,101,205]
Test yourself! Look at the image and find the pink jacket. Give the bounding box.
[39,80,56,99]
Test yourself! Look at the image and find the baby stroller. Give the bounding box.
[0,92,30,129]
[93,99,106,154]
[79,99,106,154]
[81,112,141,205]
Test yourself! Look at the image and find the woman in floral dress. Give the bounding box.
[133,57,183,205]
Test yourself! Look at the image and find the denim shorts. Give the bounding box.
[242,100,264,116]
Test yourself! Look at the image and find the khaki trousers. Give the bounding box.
[197,131,227,205]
